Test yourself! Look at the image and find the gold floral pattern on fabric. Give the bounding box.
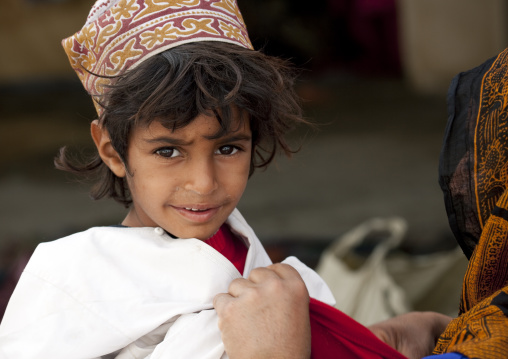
[433,48,508,358]
[212,0,245,25]
[62,0,252,114]
[435,287,508,358]
[96,21,123,50]
[79,24,98,51]
[140,18,219,49]
[218,20,250,47]
[474,49,508,229]
[111,0,140,21]
[133,0,200,22]
[108,38,144,75]
[459,191,508,313]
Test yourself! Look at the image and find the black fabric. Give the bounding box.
[434,48,508,357]
[492,291,508,317]
[439,54,499,259]
[492,206,508,221]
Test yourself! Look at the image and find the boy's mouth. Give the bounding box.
[184,207,208,212]
[172,205,221,223]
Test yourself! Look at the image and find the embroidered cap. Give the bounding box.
[62,0,253,113]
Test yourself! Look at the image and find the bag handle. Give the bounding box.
[329,217,407,267]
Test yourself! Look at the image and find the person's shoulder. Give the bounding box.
[37,226,129,249]
[26,226,164,273]
[39,226,162,248]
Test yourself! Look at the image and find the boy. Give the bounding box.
[0,0,416,358]
[0,1,338,357]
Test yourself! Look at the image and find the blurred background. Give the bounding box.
[0,0,507,316]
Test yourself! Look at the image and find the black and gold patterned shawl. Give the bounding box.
[435,48,508,357]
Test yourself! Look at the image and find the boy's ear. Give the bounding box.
[90,120,127,178]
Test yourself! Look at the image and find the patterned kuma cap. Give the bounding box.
[62,0,253,114]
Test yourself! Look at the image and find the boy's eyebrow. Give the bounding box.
[143,133,252,145]
[212,133,252,142]
[144,137,193,146]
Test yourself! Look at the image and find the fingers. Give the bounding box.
[368,311,454,359]
[247,263,306,288]
[264,263,309,299]
[236,263,308,299]
[247,266,279,283]
[424,312,453,341]
[213,292,233,312]
[214,263,309,315]
[213,292,235,331]
[263,263,303,281]
[213,263,312,359]
[225,277,255,298]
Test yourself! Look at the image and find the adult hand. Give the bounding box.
[368,311,452,359]
[214,263,311,359]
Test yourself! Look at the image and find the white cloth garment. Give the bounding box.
[0,209,335,359]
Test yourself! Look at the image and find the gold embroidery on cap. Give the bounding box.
[134,0,201,21]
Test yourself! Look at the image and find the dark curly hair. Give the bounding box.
[55,41,308,207]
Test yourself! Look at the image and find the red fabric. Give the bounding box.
[205,226,406,359]
[309,298,406,359]
[205,225,248,274]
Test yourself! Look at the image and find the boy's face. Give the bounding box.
[121,112,252,240]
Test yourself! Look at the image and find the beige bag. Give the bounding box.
[386,244,466,317]
[316,217,468,326]
[316,217,410,326]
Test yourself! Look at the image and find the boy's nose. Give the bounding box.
[183,157,218,196]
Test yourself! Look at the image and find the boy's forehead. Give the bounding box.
[147,112,251,138]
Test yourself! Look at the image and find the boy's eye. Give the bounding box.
[216,145,239,155]
[155,147,181,158]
